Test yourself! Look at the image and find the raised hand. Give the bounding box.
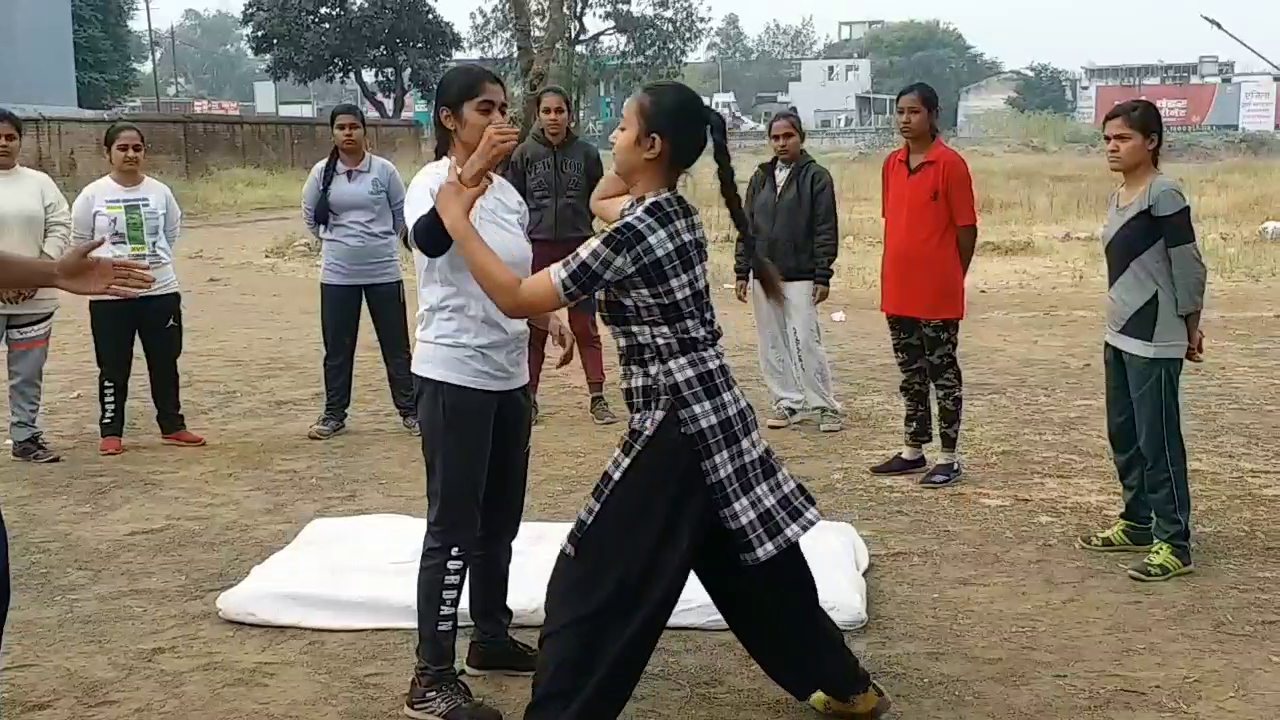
[458,124,520,188]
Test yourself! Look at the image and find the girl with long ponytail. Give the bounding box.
[300,103,416,441]
[427,79,892,720]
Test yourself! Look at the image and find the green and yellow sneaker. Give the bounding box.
[808,681,892,718]
[1077,520,1154,553]
[1127,541,1194,582]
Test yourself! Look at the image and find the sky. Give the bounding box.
[131,0,1279,73]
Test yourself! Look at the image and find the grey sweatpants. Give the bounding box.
[1,312,54,443]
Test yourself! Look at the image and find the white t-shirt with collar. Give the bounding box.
[404,158,533,392]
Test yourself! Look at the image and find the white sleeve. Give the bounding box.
[163,183,183,247]
[70,185,96,245]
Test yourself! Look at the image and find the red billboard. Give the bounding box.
[1094,84,1221,127]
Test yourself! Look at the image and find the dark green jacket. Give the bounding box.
[735,151,839,285]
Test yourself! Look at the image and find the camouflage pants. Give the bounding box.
[887,316,962,451]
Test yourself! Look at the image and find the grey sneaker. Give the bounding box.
[589,396,619,425]
[765,406,798,429]
[403,677,501,720]
[307,416,346,440]
[818,409,843,433]
[402,415,421,436]
[11,434,60,463]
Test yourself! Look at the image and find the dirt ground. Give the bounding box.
[2,213,1278,720]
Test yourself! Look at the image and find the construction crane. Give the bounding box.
[1200,15,1280,73]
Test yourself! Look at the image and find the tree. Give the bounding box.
[706,13,753,62]
[753,16,819,60]
[241,0,462,118]
[824,20,1001,128]
[1007,62,1073,115]
[72,0,142,109]
[148,9,259,101]
[468,0,708,132]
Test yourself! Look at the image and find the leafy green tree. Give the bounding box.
[241,0,462,118]
[71,0,142,109]
[468,0,707,132]
[753,16,819,59]
[822,20,1002,128]
[706,13,753,62]
[1007,62,1073,115]
[149,9,259,101]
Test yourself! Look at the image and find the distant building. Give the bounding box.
[1080,57,1234,87]
[783,58,891,130]
[1,0,81,113]
[836,20,885,43]
[1074,55,1278,131]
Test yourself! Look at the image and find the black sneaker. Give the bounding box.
[402,414,421,436]
[919,462,962,488]
[307,416,346,440]
[869,452,927,476]
[11,434,61,463]
[463,636,537,677]
[403,677,501,720]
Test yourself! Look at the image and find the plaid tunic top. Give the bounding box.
[548,189,821,565]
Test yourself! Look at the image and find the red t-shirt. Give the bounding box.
[880,140,977,321]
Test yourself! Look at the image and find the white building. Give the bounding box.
[785,58,889,129]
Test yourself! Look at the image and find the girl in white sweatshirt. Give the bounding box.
[0,108,71,463]
[70,122,206,456]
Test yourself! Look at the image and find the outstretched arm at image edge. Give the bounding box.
[0,253,60,289]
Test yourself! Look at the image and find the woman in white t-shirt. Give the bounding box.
[397,64,573,720]
[70,122,206,456]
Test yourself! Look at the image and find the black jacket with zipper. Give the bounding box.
[735,151,839,286]
[504,127,604,244]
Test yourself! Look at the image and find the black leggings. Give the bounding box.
[524,413,871,720]
[413,376,532,683]
[89,293,186,437]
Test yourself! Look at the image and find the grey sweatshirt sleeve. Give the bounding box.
[384,163,407,234]
[40,173,72,259]
[301,165,323,239]
[1152,182,1206,317]
[504,145,527,198]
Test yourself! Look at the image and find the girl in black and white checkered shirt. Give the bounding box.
[432,80,892,720]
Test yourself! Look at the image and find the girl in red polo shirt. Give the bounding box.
[872,82,978,488]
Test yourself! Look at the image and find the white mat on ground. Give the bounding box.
[216,514,871,631]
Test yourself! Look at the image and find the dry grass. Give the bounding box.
[175,148,1280,290]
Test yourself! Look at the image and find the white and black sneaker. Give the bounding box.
[307,415,346,440]
[403,677,502,720]
[402,414,421,436]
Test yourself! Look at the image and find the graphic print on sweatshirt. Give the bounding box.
[96,195,167,267]
[528,155,587,198]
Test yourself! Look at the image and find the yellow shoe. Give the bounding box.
[808,680,892,718]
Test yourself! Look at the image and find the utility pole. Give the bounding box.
[170,24,181,98]
[144,0,162,112]
[1201,15,1280,73]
